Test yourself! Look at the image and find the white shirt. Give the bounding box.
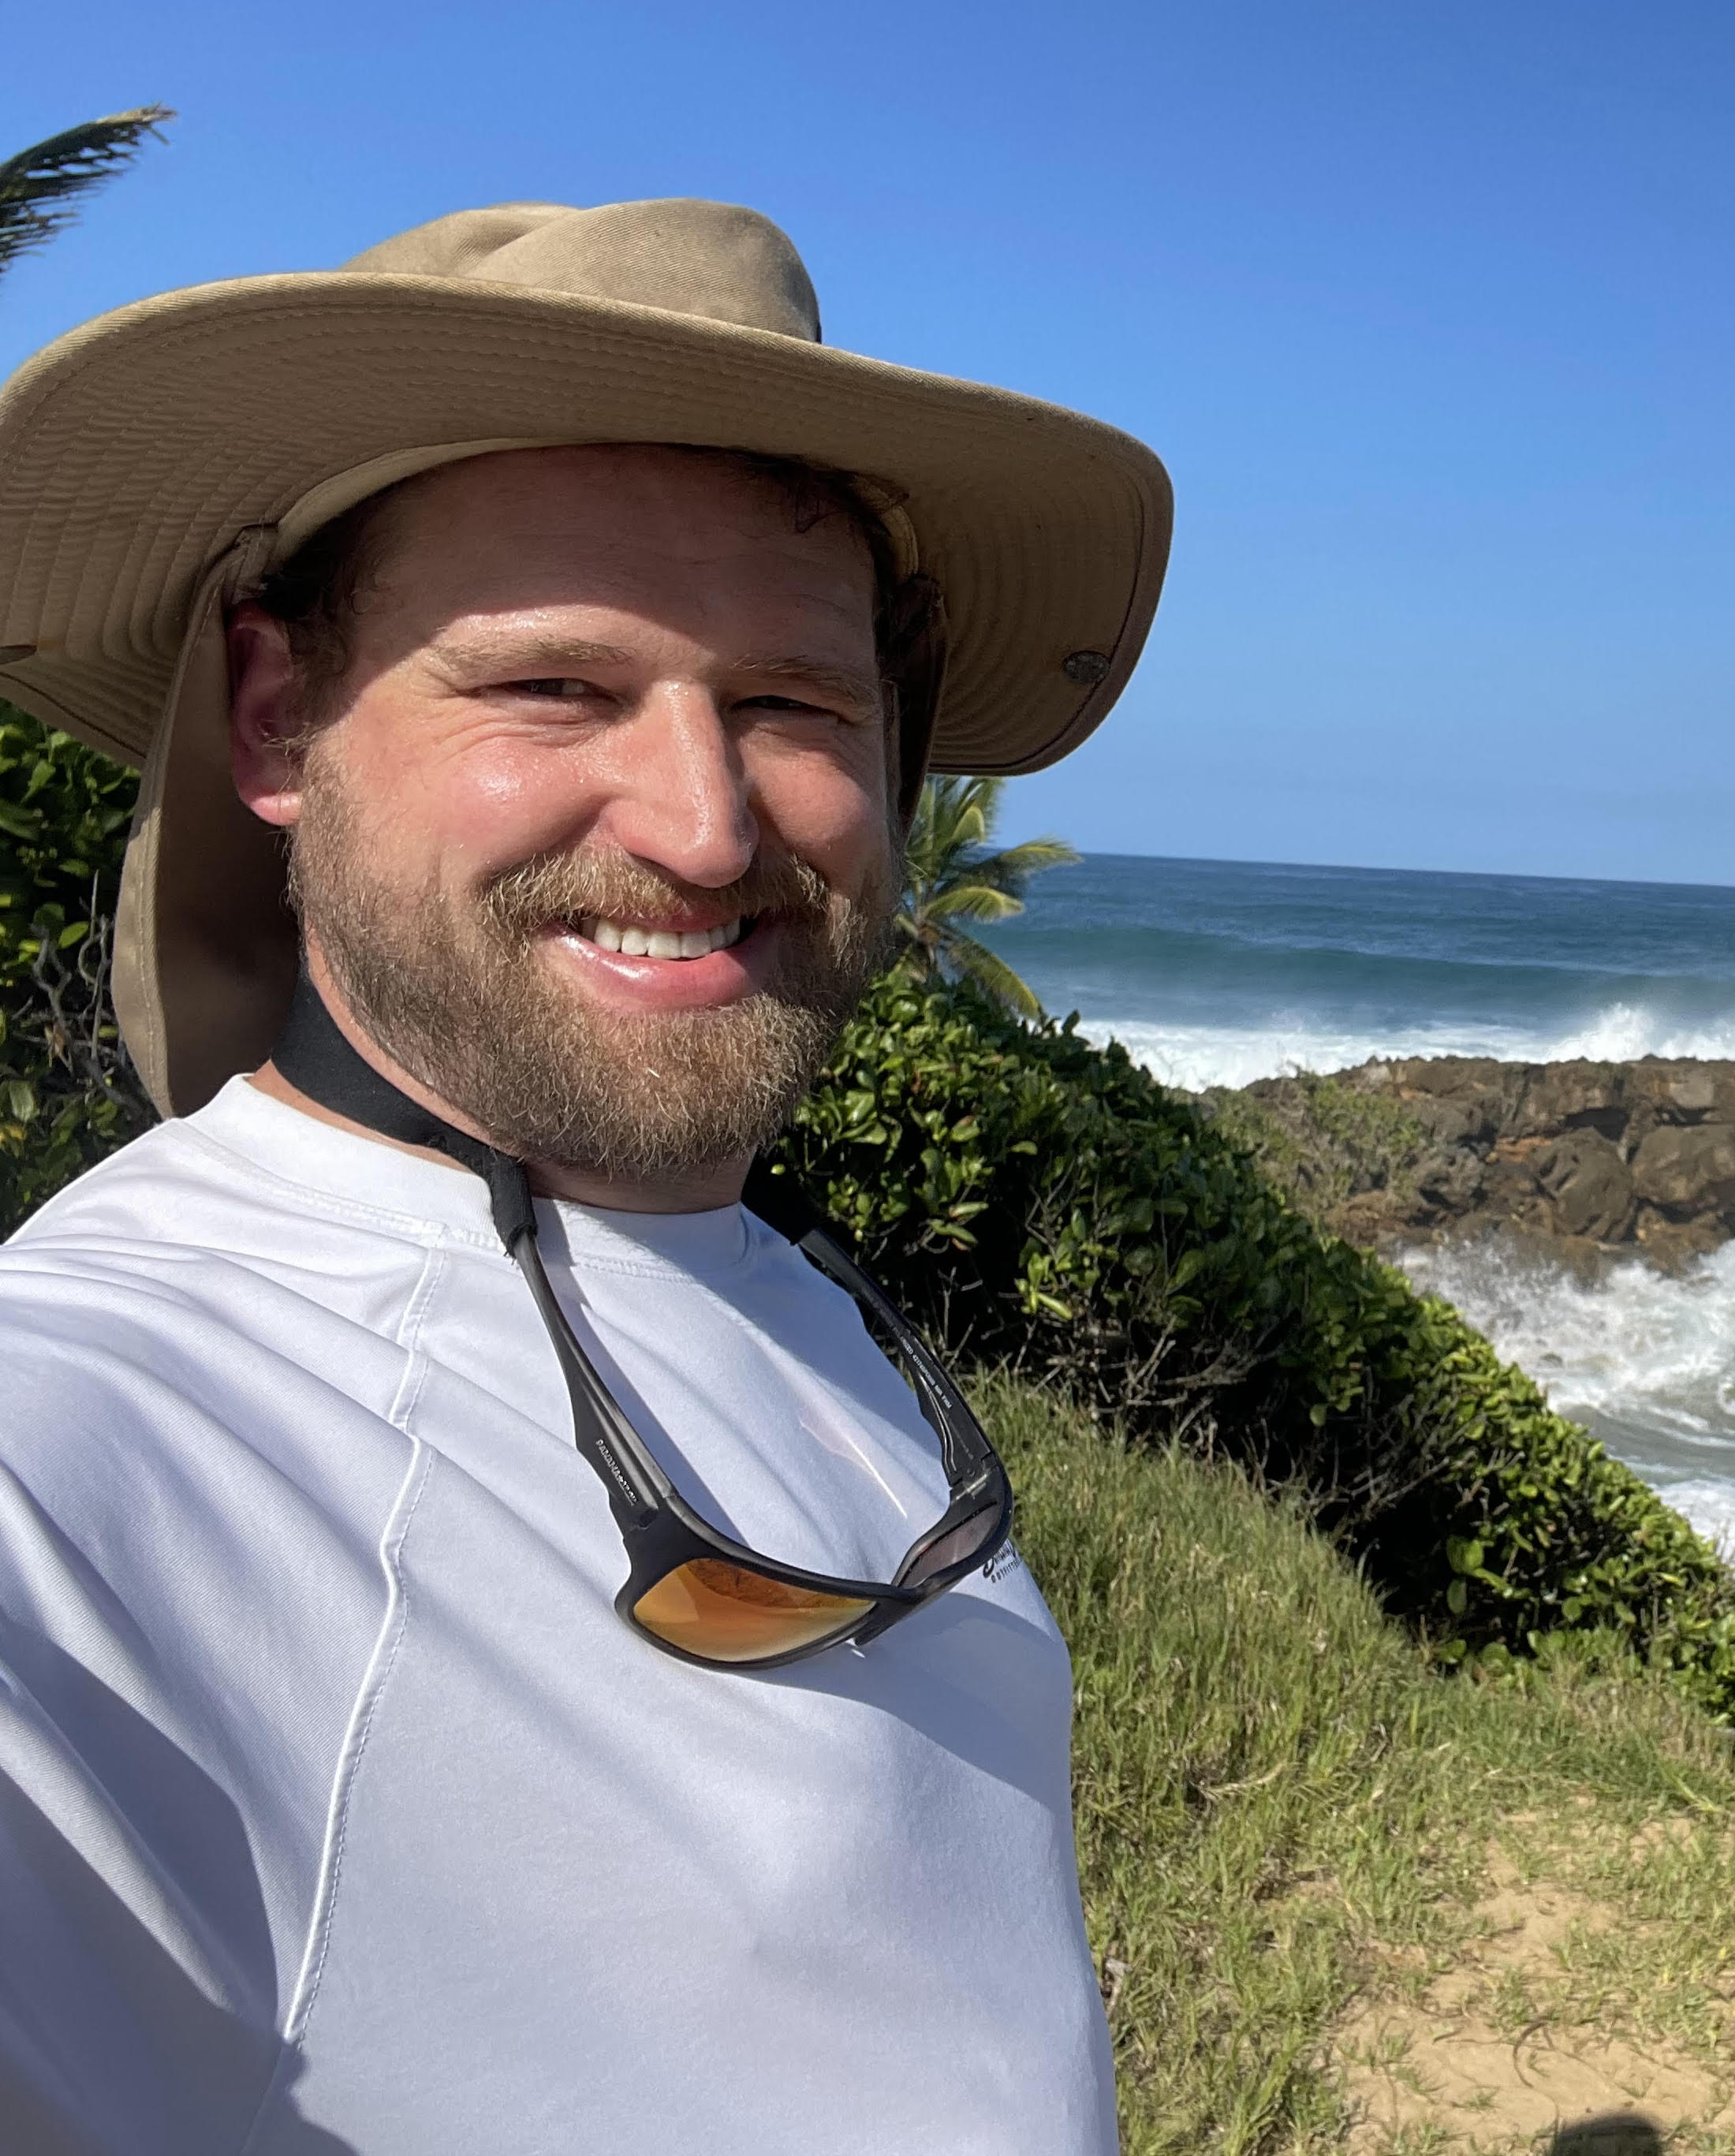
[0,1077,1116,2155]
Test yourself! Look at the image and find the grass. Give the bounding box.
[979,1372,1735,2154]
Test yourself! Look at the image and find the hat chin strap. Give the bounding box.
[271,965,542,1250]
[267,965,814,1251]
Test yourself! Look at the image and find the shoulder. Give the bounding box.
[7,1087,394,1266]
[0,1101,427,1673]
[0,1104,422,1669]
[0,1087,446,1407]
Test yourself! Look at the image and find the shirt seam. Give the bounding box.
[235,1428,435,2152]
[539,1207,760,1284]
[386,1245,445,1429]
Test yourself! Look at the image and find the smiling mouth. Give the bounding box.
[565,914,752,961]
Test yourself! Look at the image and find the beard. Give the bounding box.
[286,744,897,1182]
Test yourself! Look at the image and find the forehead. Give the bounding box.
[364,444,878,647]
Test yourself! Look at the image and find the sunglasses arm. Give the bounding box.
[505,1210,673,1532]
[795,1229,992,1492]
[509,1210,843,1582]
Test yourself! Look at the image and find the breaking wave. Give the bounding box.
[1398,1239,1735,1557]
[1077,1005,1735,1095]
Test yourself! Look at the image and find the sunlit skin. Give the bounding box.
[229,445,894,1211]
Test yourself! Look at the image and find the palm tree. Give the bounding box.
[894,776,1080,1019]
[0,106,175,281]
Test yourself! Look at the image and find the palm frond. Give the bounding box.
[979,837,1082,880]
[923,882,1026,923]
[935,838,1082,907]
[0,106,175,276]
[898,772,1076,1021]
[942,934,1045,1020]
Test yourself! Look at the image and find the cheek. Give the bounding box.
[748,732,894,880]
[344,722,602,887]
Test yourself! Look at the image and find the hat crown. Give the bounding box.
[341,198,823,343]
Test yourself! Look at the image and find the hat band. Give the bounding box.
[267,438,567,570]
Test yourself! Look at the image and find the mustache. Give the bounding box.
[480,848,836,937]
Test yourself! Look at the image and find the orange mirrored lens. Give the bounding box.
[632,1558,875,1665]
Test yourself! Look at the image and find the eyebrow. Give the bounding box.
[429,632,638,676]
[430,632,884,715]
[732,653,886,716]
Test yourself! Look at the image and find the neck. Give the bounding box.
[249,950,752,1215]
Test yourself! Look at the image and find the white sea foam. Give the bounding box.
[1079,1003,1735,1094]
[1397,1240,1735,1556]
[1646,1480,1735,1561]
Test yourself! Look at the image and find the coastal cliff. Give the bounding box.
[1215,1057,1735,1267]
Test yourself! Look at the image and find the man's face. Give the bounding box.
[238,445,898,1181]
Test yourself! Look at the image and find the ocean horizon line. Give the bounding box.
[1030,848,1735,900]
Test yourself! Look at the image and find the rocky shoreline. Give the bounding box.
[1221,1056,1735,1270]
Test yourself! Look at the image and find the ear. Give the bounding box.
[228,602,307,828]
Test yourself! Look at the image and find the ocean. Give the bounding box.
[979,856,1735,1551]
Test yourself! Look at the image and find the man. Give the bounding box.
[0,200,1170,2153]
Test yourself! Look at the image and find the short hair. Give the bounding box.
[253,446,945,815]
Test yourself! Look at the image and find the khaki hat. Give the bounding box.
[0,198,1172,1117]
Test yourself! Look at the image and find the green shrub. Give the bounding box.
[1202,1069,1427,1233]
[5,707,1733,1716]
[770,974,1735,1716]
[0,704,151,1225]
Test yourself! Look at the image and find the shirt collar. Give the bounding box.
[187,1076,751,1270]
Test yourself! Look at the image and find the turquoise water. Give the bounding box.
[981,856,1735,1548]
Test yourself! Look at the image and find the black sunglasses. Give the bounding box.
[274,977,1013,1671]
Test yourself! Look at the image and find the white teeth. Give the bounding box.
[576,914,746,958]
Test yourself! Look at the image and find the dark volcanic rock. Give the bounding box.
[1229,1055,1735,1268]
[1632,1124,1735,1215]
[1416,1147,1487,1210]
[1532,1128,1634,1240]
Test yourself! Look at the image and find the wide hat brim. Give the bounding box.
[0,268,1171,1112]
[0,269,1170,770]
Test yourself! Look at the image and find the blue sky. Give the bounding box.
[2,2,1730,883]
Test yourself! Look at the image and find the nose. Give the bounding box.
[596,682,759,889]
